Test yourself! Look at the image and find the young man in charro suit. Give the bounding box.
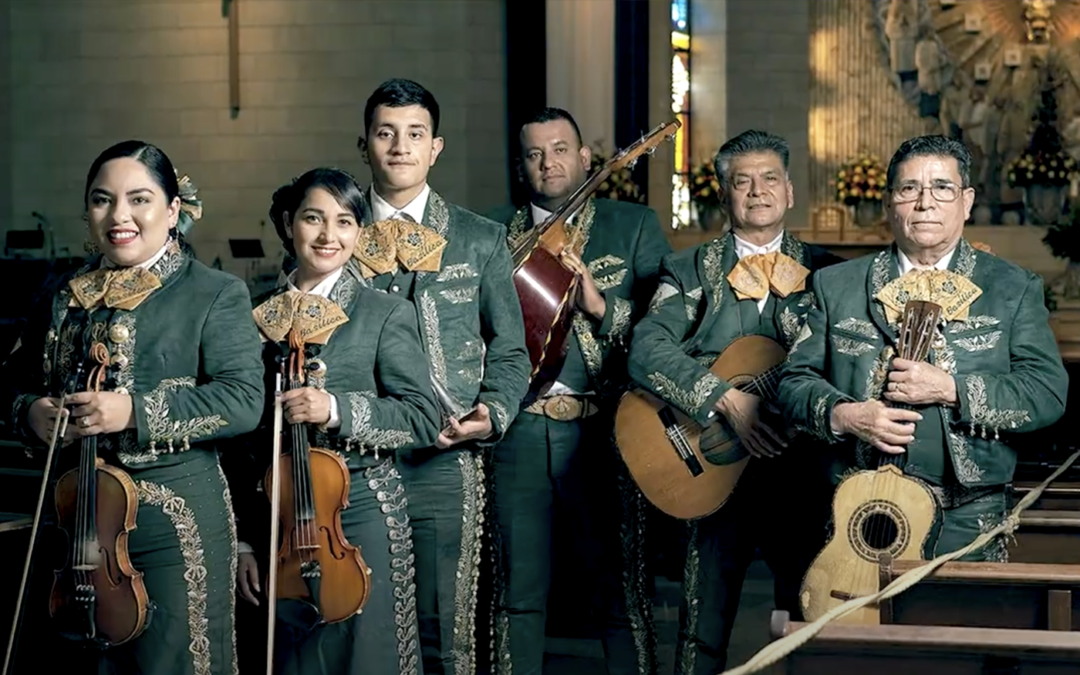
[627,129,841,674]
[486,107,671,675]
[355,78,532,675]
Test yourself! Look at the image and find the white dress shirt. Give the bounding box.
[371,184,431,223]
[732,230,785,313]
[896,246,956,275]
[286,266,346,429]
[529,203,591,397]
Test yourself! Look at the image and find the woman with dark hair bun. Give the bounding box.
[3,139,265,674]
[233,167,439,674]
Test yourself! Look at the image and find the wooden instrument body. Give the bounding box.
[800,299,945,625]
[50,458,149,646]
[264,447,371,624]
[615,335,788,520]
[799,464,938,624]
[513,233,578,402]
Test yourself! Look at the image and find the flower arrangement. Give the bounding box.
[835,152,887,205]
[1006,152,1077,188]
[590,144,644,203]
[689,161,722,210]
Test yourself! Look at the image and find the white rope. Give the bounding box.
[720,448,1080,675]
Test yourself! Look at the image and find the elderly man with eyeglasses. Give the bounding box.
[778,135,1068,561]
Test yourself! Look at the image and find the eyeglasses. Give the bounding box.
[891,182,964,204]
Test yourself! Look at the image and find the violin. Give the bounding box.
[264,328,371,625]
[510,120,681,402]
[50,341,150,646]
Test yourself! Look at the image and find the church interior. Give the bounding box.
[1,0,1080,674]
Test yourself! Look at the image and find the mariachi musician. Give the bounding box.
[626,130,840,674]
[2,140,265,675]
[778,135,1069,560]
[353,79,531,675]
[487,107,671,674]
[233,168,441,674]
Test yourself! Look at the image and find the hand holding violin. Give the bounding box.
[66,392,136,441]
[559,251,606,321]
[281,387,332,425]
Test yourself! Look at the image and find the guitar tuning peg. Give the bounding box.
[647,148,656,156]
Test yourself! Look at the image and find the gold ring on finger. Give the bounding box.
[79,417,90,428]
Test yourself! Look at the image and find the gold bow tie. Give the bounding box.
[68,266,162,311]
[252,291,349,345]
[353,219,447,278]
[875,269,982,324]
[727,252,809,301]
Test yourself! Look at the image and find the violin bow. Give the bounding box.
[3,367,79,675]
[265,368,284,675]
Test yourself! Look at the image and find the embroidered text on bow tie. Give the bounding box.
[353,219,447,278]
[726,252,809,301]
[875,268,983,324]
[252,291,350,345]
[68,266,163,311]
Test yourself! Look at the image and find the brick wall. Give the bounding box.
[6,0,507,278]
[725,0,810,229]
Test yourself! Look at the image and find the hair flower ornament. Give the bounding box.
[175,170,203,235]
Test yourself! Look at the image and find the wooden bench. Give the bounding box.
[1010,510,1080,564]
[1012,482,1080,512]
[770,610,1080,675]
[878,560,1080,631]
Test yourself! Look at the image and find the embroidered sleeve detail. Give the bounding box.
[834,317,878,339]
[954,331,1001,353]
[346,391,414,453]
[489,400,509,435]
[145,377,228,453]
[12,394,37,443]
[646,371,722,417]
[609,296,633,338]
[964,374,1031,440]
[649,282,680,314]
[572,312,604,378]
[948,431,986,484]
[809,395,841,443]
[439,287,477,304]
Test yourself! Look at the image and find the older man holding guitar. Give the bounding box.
[622,129,840,674]
[778,135,1069,624]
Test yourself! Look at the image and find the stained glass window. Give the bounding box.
[672,0,691,228]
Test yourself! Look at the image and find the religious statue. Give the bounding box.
[915,36,942,95]
[1024,0,1056,44]
[885,0,919,73]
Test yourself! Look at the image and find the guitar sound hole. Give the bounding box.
[860,513,899,550]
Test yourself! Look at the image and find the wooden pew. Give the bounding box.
[878,560,1080,631]
[1010,510,1080,564]
[770,610,1080,675]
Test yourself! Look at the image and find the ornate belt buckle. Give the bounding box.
[544,396,581,422]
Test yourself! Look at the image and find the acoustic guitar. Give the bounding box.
[799,300,942,625]
[615,334,788,520]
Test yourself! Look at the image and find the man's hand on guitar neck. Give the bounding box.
[831,400,922,455]
[715,388,787,459]
[883,358,958,407]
